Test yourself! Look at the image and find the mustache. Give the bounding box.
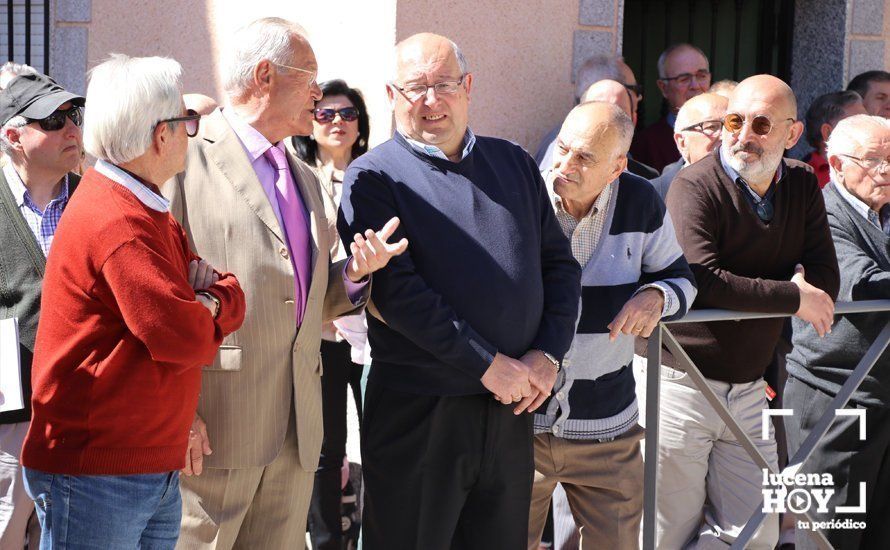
[731,142,763,156]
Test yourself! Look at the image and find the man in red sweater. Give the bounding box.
[20,54,246,549]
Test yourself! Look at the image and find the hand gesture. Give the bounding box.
[791,264,834,337]
[182,414,212,476]
[512,350,559,415]
[481,353,532,405]
[189,259,219,290]
[346,217,409,282]
[607,288,665,341]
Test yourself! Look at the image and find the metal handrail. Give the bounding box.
[642,300,890,550]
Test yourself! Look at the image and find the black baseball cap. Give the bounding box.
[0,72,85,126]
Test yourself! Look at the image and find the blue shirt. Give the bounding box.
[2,163,70,256]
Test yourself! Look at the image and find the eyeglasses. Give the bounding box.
[723,113,795,137]
[26,106,83,131]
[660,70,711,87]
[681,119,723,136]
[389,75,466,102]
[624,83,643,100]
[838,153,890,176]
[314,107,359,123]
[158,109,201,137]
[274,63,318,88]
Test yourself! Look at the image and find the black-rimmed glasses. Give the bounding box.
[158,109,201,137]
[680,119,723,136]
[660,70,711,87]
[27,106,83,131]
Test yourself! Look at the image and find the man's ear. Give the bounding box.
[610,155,629,181]
[463,73,473,103]
[656,79,668,99]
[784,120,805,150]
[1,126,23,151]
[820,122,833,147]
[385,84,396,109]
[152,122,169,154]
[253,60,274,93]
[828,153,844,180]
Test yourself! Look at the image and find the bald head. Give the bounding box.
[581,80,632,117]
[730,75,797,119]
[184,93,218,116]
[675,93,728,131]
[394,33,467,80]
[551,102,633,216]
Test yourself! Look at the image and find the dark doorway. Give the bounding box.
[0,0,50,73]
[623,0,795,127]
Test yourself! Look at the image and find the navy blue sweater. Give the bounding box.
[338,133,581,396]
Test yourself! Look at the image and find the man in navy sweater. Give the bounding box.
[339,33,581,548]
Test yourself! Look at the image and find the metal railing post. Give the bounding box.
[642,325,662,550]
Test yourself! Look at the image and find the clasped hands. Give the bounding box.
[481,351,558,416]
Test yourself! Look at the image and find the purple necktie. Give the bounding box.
[264,146,311,325]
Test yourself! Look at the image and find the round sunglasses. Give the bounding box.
[723,113,794,137]
[314,107,359,123]
[26,106,83,131]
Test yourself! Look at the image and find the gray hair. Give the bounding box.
[826,114,890,182]
[576,55,624,101]
[657,43,708,79]
[83,54,183,164]
[222,17,305,96]
[572,101,634,159]
[390,37,469,84]
[0,62,37,90]
[0,116,28,155]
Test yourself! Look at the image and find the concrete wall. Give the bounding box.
[55,0,595,152]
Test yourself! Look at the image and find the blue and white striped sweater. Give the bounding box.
[534,173,697,440]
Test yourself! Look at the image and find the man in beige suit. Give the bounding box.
[165,17,407,549]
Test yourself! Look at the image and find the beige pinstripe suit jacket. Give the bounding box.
[164,109,365,472]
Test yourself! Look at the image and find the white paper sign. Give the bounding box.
[0,318,24,412]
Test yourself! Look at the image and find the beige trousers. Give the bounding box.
[0,421,39,550]
[528,425,645,550]
[634,357,779,550]
[177,412,314,550]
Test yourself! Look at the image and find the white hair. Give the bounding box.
[657,43,708,79]
[222,17,305,96]
[826,114,890,182]
[0,62,37,90]
[0,116,28,155]
[83,54,183,164]
[576,55,624,101]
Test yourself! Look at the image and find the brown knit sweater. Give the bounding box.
[661,149,839,383]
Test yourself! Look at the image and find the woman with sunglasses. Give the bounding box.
[292,79,370,550]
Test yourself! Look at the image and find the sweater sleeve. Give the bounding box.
[338,164,498,379]
[799,177,841,300]
[183,247,246,337]
[637,204,698,321]
[528,158,582,360]
[98,238,233,372]
[829,212,890,300]
[666,175,800,312]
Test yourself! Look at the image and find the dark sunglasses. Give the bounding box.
[723,113,794,137]
[157,109,201,137]
[27,106,83,131]
[314,107,359,123]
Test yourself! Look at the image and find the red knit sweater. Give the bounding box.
[22,169,246,475]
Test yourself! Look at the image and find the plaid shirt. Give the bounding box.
[547,172,677,317]
[3,163,70,256]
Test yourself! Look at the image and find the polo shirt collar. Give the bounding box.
[94,159,170,212]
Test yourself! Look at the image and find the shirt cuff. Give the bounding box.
[635,282,679,318]
[342,260,369,306]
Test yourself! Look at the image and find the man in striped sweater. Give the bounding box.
[527,102,696,549]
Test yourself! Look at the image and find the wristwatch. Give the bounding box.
[196,291,221,319]
[539,350,560,372]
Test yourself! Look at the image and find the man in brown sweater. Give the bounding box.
[654,75,840,548]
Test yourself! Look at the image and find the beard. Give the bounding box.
[723,139,784,183]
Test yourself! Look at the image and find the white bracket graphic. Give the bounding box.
[762,409,793,441]
[836,482,867,513]
[835,409,867,440]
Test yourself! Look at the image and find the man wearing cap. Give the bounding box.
[0,71,84,548]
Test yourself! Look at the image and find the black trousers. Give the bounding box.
[361,379,534,550]
[784,376,890,550]
[308,340,364,550]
